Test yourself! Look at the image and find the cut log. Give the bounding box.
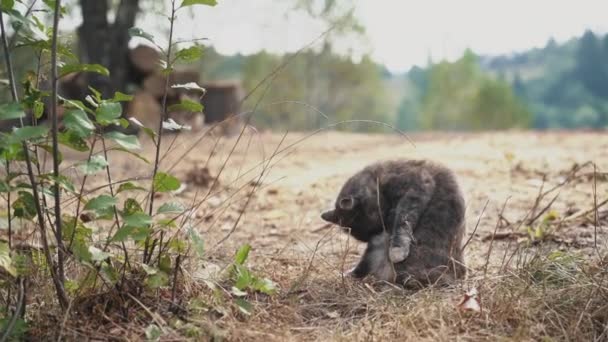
[129,45,162,79]
[200,81,242,123]
[142,73,172,98]
[125,91,163,131]
[171,71,201,91]
[142,70,202,99]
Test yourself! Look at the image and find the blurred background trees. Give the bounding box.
[2,0,608,132]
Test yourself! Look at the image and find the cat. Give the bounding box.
[321,159,466,288]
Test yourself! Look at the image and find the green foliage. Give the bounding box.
[229,244,278,296]
[153,172,181,192]
[104,131,141,150]
[96,102,123,126]
[128,27,155,44]
[0,103,25,120]
[180,0,218,8]
[415,50,531,130]
[175,46,204,63]
[78,155,108,175]
[63,109,95,138]
[167,98,203,112]
[59,63,109,77]
[241,48,391,132]
[157,201,186,214]
[0,0,281,326]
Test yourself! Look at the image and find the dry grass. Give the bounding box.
[4,130,608,341]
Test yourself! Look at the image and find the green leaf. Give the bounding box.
[174,46,203,63]
[167,98,203,113]
[159,255,171,273]
[145,324,162,342]
[89,246,110,262]
[104,131,141,150]
[11,126,48,142]
[33,100,44,119]
[1,0,14,11]
[153,172,180,192]
[123,212,152,228]
[123,198,143,216]
[46,174,76,193]
[146,271,169,289]
[63,109,95,138]
[251,277,278,295]
[0,242,16,277]
[128,27,155,44]
[59,64,109,78]
[84,195,116,212]
[78,155,108,175]
[235,244,251,265]
[0,102,25,120]
[111,226,134,242]
[180,0,217,8]
[117,182,146,193]
[188,227,205,257]
[112,225,151,242]
[96,102,122,125]
[0,181,10,193]
[235,298,252,315]
[88,86,102,102]
[141,264,157,275]
[110,92,134,102]
[157,201,185,214]
[234,264,252,289]
[58,131,89,152]
[12,191,37,220]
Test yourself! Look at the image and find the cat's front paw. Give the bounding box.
[389,244,410,263]
[343,266,366,279]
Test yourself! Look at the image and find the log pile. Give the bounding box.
[51,44,243,135]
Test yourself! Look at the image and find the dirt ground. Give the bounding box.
[11,129,608,340]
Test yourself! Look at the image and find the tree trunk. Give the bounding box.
[78,0,140,96]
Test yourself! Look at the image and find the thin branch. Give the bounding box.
[145,0,176,263]
[0,7,68,310]
[49,0,65,287]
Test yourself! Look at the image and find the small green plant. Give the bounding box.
[227,244,278,315]
[525,210,559,243]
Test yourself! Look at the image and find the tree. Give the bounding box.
[78,0,140,97]
[420,50,530,130]
[575,30,608,98]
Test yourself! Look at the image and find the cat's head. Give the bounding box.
[321,172,385,242]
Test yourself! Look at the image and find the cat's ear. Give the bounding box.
[321,209,338,223]
[338,196,355,210]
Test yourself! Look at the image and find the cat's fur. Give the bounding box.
[321,159,466,288]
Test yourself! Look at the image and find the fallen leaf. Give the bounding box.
[457,287,481,313]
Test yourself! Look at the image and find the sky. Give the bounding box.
[146,0,608,73]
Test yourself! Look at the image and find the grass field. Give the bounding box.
[7,129,608,340]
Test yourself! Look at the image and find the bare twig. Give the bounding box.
[145,0,177,264]
[461,199,489,252]
[49,0,65,286]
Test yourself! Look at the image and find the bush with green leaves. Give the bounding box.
[0,0,276,339]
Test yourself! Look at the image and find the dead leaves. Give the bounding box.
[457,287,482,314]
